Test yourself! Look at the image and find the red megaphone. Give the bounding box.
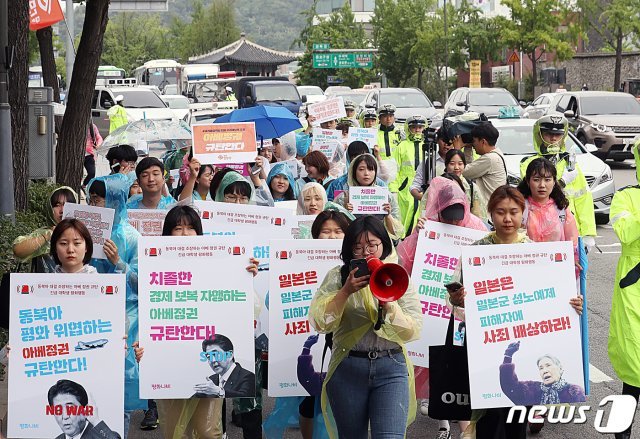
[366,257,409,330]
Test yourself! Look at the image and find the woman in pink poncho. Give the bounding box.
[517,157,580,276]
[397,175,487,439]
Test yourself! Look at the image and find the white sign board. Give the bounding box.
[307,97,346,125]
[347,127,377,150]
[127,209,167,236]
[63,203,115,260]
[405,221,488,367]
[462,241,586,409]
[311,128,342,160]
[8,273,126,439]
[268,239,342,396]
[138,235,256,399]
[349,186,389,215]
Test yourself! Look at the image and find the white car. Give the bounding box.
[491,118,614,223]
[522,93,557,119]
[161,94,191,120]
[297,85,326,104]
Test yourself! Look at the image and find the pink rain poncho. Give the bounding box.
[398,176,487,274]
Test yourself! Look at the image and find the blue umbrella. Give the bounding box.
[213,105,303,145]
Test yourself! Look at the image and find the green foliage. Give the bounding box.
[294,2,378,89]
[579,0,640,50]
[372,0,434,87]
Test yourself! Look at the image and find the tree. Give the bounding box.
[578,0,640,90]
[36,27,63,134]
[102,13,172,73]
[498,0,580,88]
[294,2,378,89]
[56,0,110,191]
[411,8,450,102]
[8,0,29,211]
[372,0,434,87]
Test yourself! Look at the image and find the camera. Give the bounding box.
[441,111,488,145]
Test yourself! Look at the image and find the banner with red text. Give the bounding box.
[461,241,585,409]
[8,273,125,438]
[138,235,256,399]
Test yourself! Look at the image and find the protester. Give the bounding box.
[608,142,640,439]
[519,115,596,253]
[325,141,388,202]
[267,162,298,202]
[128,180,143,198]
[458,121,507,204]
[87,173,146,438]
[178,158,214,202]
[297,182,328,215]
[336,153,405,240]
[12,187,78,273]
[442,149,486,219]
[309,215,422,438]
[296,150,334,194]
[311,203,355,239]
[84,122,102,189]
[213,170,255,204]
[105,145,138,175]
[259,141,278,164]
[50,219,96,274]
[126,157,176,209]
[446,185,583,439]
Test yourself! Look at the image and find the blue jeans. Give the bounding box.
[326,352,409,438]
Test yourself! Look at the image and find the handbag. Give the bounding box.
[428,314,472,421]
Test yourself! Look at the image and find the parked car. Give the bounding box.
[233,76,302,115]
[324,85,351,96]
[522,93,557,119]
[297,85,326,104]
[444,87,523,118]
[491,117,614,223]
[92,85,176,138]
[161,94,191,120]
[329,89,368,112]
[545,91,640,161]
[361,87,442,125]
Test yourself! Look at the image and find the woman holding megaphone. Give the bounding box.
[309,215,422,439]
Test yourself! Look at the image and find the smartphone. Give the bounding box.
[444,281,463,291]
[349,258,370,278]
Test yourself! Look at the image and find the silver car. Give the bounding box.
[522,93,557,119]
[491,118,614,223]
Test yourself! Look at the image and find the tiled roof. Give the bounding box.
[190,34,298,66]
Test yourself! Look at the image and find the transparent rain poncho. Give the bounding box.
[214,170,257,204]
[297,182,328,215]
[308,249,423,438]
[523,198,579,248]
[87,173,146,412]
[267,162,300,201]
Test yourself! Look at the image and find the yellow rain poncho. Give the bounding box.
[309,249,422,438]
[608,142,640,388]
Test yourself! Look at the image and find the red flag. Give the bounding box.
[29,0,65,31]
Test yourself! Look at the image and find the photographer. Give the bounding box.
[409,130,452,203]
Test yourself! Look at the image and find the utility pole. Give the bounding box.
[65,0,75,86]
[0,0,15,219]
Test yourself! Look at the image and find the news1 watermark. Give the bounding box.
[507,395,638,433]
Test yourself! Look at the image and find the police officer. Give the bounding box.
[520,115,596,251]
[396,115,427,233]
[360,109,378,129]
[344,100,360,127]
[107,95,129,134]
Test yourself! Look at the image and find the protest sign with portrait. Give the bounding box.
[8,273,125,439]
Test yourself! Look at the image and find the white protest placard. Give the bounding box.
[307,96,346,125]
[347,127,377,150]
[63,203,115,260]
[128,209,168,236]
[282,158,301,179]
[138,235,256,399]
[461,241,585,409]
[349,186,389,215]
[194,200,295,338]
[292,215,317,239]
[268,239,342,396]
[405,221,488,367]
[256,138,273,150]
[311,128,342,160]
[8,273,125,439]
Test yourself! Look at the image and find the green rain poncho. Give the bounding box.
[12,186,78,273]
[309,249,422,438]
[608,142,640,388]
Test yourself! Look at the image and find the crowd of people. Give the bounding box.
[2,104,638,439]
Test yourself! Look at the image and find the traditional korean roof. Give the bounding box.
[189,33,298,66]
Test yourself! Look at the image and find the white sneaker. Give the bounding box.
[419,399,429,415]
[435,428,451,439]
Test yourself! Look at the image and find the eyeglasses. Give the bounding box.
[353,242,381,256]
[224,194,249,203]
